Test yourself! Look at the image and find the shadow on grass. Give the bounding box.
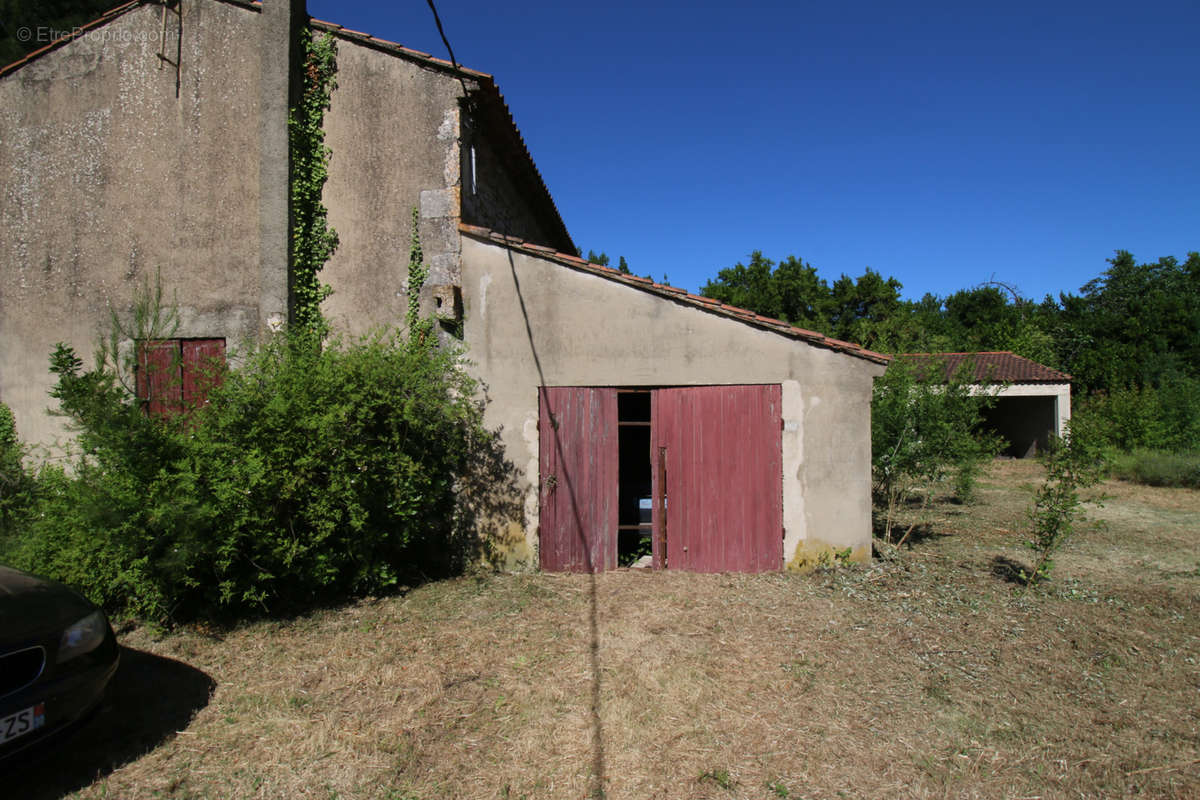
[872,514,952,548]
[991,555,1032,585]
[504,238,607,799]
[6,645,215,798]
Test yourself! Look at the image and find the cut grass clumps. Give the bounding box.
[1110,449,1200,488]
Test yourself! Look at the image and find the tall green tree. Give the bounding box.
[700,251,833,331]
[1057,251,1200,393]
[827,269,904,348]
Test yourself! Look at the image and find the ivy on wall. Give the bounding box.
[289,31,339,334]
[406,206,433,342]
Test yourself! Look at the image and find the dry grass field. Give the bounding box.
[9,460,1200,799]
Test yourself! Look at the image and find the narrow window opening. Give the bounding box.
[469,144,477,196]
[617,390,653,567]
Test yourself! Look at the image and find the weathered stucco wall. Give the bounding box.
[319,37,465,335]
[0,7,577,452]
[460,234,885,570]
[0,1,263,448]
[319,36,570,338]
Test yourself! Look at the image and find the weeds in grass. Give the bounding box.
[698,767,734,790]
[766,778,792,797]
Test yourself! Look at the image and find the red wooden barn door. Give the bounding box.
[137,340,182,416]
[181,339,225,409]
[538,387,618,572]
[653,385,783,573]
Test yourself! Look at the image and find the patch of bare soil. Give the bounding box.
[9,462,1199,799]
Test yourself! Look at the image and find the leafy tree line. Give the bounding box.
[581,248,671,285]
[702,249,1200,455]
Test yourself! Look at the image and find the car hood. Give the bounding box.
[0,566,100,644]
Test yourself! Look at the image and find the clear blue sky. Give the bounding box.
[306,0,1199,302]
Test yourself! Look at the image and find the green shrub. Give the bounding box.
[1074,374,1200,455]
[8,330,494,622]
[5,463,164,617]
[1024,425,1109,586]
[0,402,35,542]
[872,361,1003,542]
[1109,450,1200,488]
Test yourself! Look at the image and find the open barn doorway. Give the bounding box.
[538,385,783,573]
[617,390,654,567]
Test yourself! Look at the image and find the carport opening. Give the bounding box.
[617,390,653,566]
[982,395,1058,458]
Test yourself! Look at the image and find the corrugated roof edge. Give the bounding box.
[460,223,891,366]
[308,18,576,255]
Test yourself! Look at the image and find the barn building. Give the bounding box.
[0,0,888,571]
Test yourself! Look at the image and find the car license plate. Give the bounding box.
[1,703,45,744]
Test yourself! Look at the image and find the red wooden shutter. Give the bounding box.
[538,387,618,572]
[653,385,783,572]
[181,339,226,409]
[136,340,182,417]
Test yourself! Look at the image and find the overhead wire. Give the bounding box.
[425,0,474,109]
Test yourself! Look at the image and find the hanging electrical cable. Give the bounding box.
[425,0,474,107]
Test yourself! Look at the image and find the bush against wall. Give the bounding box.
[4,331,494,622]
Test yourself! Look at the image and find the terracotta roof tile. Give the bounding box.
[896,352,1071,383]
[460,224,891,366]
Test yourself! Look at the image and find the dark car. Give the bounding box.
[0,566,119,760]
